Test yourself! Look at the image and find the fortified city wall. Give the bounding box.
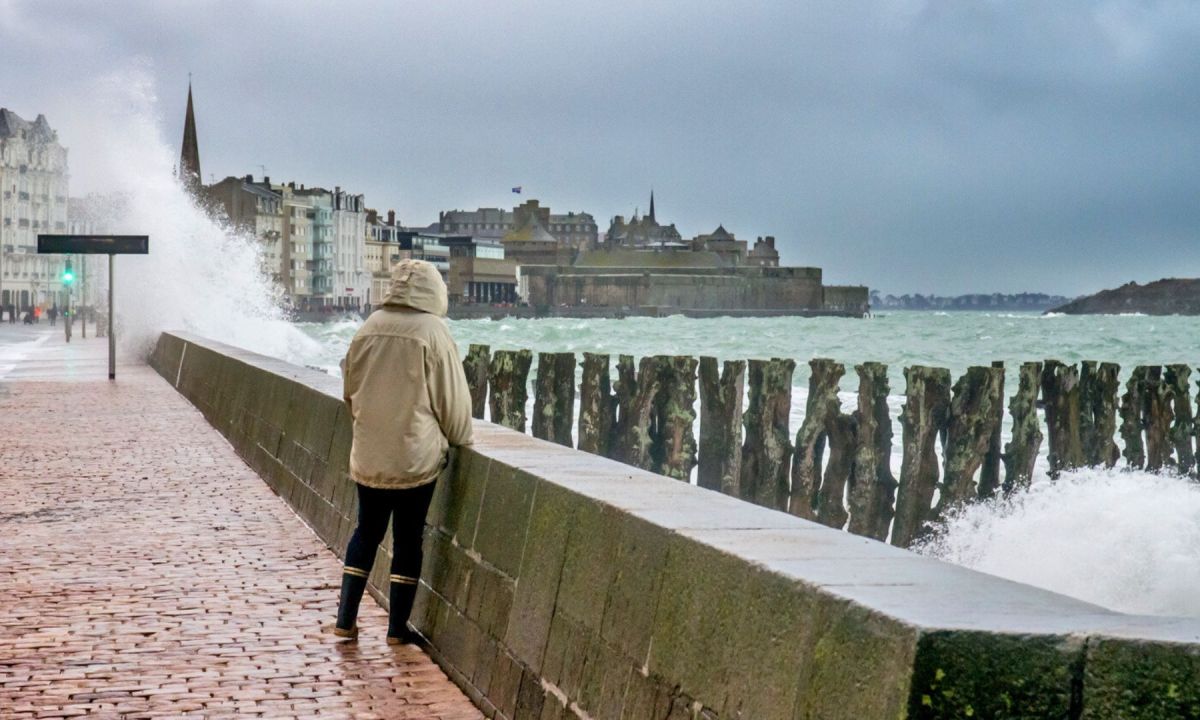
[822,284,870,313]
[520,264,865,316]
[151,331,1200,720]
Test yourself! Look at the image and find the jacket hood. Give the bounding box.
[382,259,448,316]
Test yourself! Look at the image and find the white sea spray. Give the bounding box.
[917,468,1200,617]
[76,65,320,363]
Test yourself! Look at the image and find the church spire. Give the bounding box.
[179,80,201,193]
[649,189,655,222]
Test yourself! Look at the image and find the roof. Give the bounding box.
[442,207,594,226]
[242,182,281,201]
[549,213,595,224]
[443,208,512,223]
[503,221,558,244]
[0,108,57,143]
[180,85,201,184]
[574,249,726,269]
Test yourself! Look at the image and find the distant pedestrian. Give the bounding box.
[331,259,473,645]
[49,306,58,326]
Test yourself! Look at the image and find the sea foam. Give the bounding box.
[77,64,320,364]
[917,468,1200,617]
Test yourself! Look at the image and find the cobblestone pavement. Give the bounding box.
[0,363,483,719]
[0,325,121,382]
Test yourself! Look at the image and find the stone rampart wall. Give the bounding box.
[549,272,825,310]
[822,284,870,313]
[150,331,1200,720]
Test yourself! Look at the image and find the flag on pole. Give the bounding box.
[511,186,522,194]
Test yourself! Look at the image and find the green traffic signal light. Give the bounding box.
[62,264,74,285]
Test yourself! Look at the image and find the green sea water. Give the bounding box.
[301,310,1200,389]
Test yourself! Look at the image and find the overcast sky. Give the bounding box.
[2,0,1198,295]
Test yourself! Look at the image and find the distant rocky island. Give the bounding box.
[871,292,1069,312]
[1047,278,1200,315]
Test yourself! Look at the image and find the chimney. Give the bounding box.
[245,174,252,183]
[387,210,396,226]
[264,176,270,185]
[767,235,775,248]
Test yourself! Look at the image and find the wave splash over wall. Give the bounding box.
[79,66,319,363]
[917,468,1200,617]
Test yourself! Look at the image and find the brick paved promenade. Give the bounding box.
[0,329,483,719]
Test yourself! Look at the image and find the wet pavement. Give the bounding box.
[0,332,482,719]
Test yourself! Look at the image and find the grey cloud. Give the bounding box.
[1,0,1198,295]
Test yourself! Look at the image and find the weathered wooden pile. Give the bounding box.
[464,345,1197,546]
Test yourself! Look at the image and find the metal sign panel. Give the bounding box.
[37,235,149,254]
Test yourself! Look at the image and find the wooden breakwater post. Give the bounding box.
[938,365,1005,512]
[488,349,532,432]
[789,359,845,521]
[652,356,699,481]
[1143,366,1174,471]
[1119,365,1177,471]
[1119,366,1149,469]
[1166,364,1195,474]
[532,351,577,447]
[846,362,895,541]
[891,366,951,548]
[977,361,1005,498]
[1041,360,1084,476]
[1002,361,1043,493]
[462,344,490,420]
[789,358,864,530]
[578,352,616,456]
[698,358,746,496]
[1080,361,1121,469]
[739,358,795,511]
[612,355,663,470]
[815,401,857,530]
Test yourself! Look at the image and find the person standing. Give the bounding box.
[332,259,473,645]
[49,306,58,327]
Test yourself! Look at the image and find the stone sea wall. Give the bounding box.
[150,331,1200,720]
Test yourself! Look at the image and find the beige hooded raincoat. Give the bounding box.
[342,259,473,489]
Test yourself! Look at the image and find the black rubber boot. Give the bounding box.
[386,575,419,643]
[335,569,369,636]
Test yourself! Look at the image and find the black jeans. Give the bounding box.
[344,481,437,583]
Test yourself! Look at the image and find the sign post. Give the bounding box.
[37,235,149,381]
[108,254,115,380]
[80,257,86,339]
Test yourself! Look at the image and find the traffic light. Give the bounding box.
[62,262,74,286]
